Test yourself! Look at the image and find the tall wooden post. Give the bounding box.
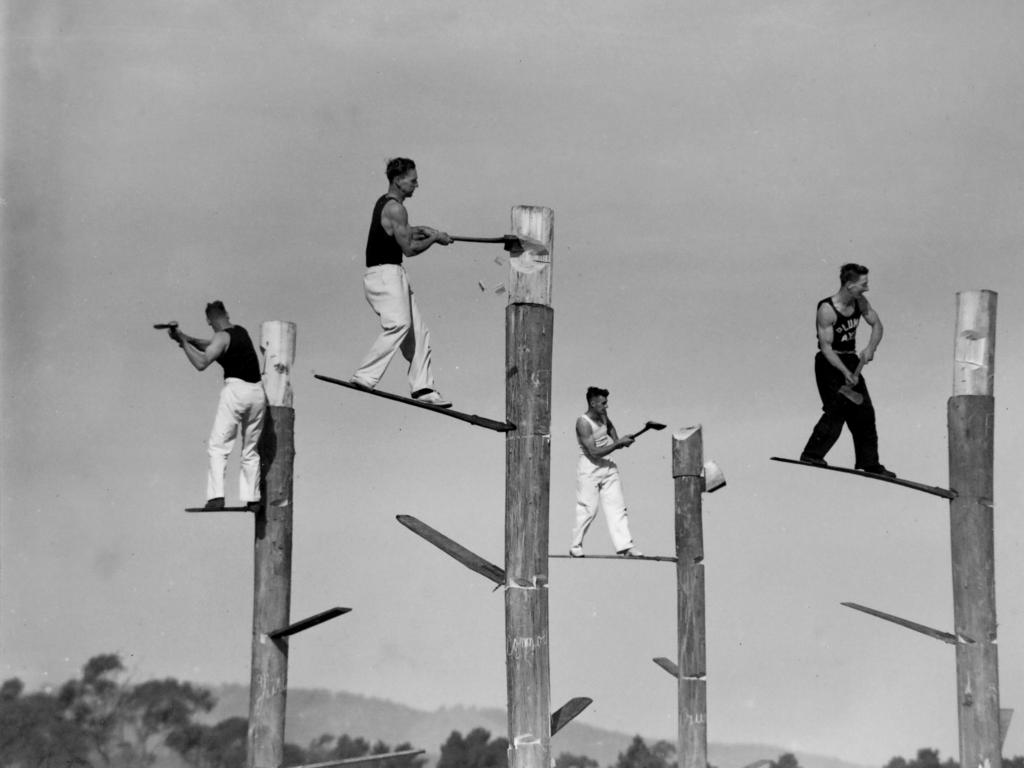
[949,291,1000,768]
[673,427,706,768]
[505,206,554,768]
[248,321,297,768]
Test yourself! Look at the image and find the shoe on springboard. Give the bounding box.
[204,497,226,511]
[799,455,828,467]
[857,464,896,479]
[412,389,452,408]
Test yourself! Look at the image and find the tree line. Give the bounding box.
[3,655,1022,768]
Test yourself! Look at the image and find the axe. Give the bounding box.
[838,359,865,405]
[625,421,667,440]
[450,234,549,255]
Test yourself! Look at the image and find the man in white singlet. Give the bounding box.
[569,386,642,558]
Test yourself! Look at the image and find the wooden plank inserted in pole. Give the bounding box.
[505,205,554,768]
[248,321,296,768]
[397,514,506,586]
[948,290,1000,768]
[268,607,351,640]
[550,697,592,736]
[288,749,426,768]
[673,426,707,768]
[840,602,963,645]
[653,657,680,678]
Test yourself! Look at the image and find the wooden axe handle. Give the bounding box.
[627,422,665,440]
[449,235,504,244]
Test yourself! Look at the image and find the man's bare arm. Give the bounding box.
[384,202,451,257]
[858,298,883,365]
[174,328,228,371]
[577,417,633,459]
[182,334,211,350]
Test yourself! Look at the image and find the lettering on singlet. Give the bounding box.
[817,297,861,353]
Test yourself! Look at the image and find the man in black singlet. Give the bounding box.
[169,301,267,510]
[799,263,895,478]
[351,157,454,407]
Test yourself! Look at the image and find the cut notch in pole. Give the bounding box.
[841,602,966,645]
[954,290,997,396]
[268,607,351,640]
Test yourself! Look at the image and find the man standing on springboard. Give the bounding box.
[350,157,454,407]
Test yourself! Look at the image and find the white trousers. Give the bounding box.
[207,378,267,502]
[354,264,435,393]
[571,457,634,552]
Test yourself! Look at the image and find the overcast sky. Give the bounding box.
[3,2,1023,765]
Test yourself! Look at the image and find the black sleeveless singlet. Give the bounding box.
[365,195,404,267]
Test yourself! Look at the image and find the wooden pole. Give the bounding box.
[673,427,706,768]
[949,291,1000,768]
[505,206,554,768]
[248,320,297,768]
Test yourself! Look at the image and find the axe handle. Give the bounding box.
[627,426,651,440]
[450,236,504,244]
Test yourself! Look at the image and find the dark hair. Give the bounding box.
[386,157,416,182]
[839,263,869,286]
[205,300,227,318]
[586,386,609,403]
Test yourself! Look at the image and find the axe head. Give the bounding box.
[838,385,864,405]
[504,234,549,256]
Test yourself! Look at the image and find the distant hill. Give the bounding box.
[204,684,873,768]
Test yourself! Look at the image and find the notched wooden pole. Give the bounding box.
[953,290,996,397]
[248,321,297,768]
[505,206,554,768]
[673,426,707,768]
[949,291,1000,768]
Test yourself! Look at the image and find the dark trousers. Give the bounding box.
[801,352,880,468]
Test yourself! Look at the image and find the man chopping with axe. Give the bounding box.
[570,386,644,558]
[165,301,267,511]
[349,157,454,407]
[798,263,895,478]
